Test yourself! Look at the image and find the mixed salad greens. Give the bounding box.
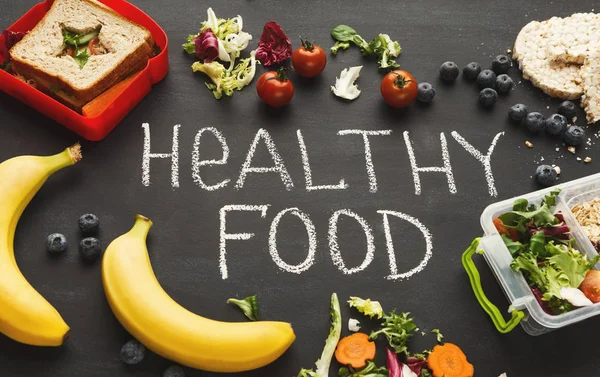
[494,189,600,314]
[297,294,477,377]
[330,25,401,69]
[183,8,258,99]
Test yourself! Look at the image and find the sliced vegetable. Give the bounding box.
[335,332,376,369]
[63,29,98,47]
[492,218,519,242]
[348,296,384,319]
[348,318,361,332]
[579,269,600,303]
[82,72,141,118]
[292,38,327,78]
[338,360,388,377]
[427,343,474,377]
[227,295,259,321]
[255,21,292,67]
[256,67,294,107]
[331,66,362,100]
[559,287,593,307]
[297,293,342,377]
[330,25,401,69]
[380,70,418,108]
[369,311,417,356]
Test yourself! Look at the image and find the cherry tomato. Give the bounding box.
[292,38,327,78]
[256,68,294,108]
[493,218,519,242]
[580,270,600,303]
[380,70,418,108]
[88,37,103,55]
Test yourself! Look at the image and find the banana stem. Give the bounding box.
[130,215,153,238]
[44,143,83,174]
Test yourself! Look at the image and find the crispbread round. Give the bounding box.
[513,18,584,100]
[581,55,600,124]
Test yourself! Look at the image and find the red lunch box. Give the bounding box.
[0,0,169,141]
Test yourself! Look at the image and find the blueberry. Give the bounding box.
[78,213,99,234]
[46,233,67,254]
[535,165,558,187]
[439,61,460,82]
[509,104,528,122]
[479,88,498,108]
[522,112,545,133]
[462,62,481,81]
[416,82,435,103]
[492,54,511,74]
[476,69,497,89]
[495,74,514,94]
[563,125,586,146]
[544,114,568,136]
[163,365,186,377]
[120,340,145,365]
[79,237,102,263]
[558,100,577,120]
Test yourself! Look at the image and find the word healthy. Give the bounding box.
[140,123,505,281]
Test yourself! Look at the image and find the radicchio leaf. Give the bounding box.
[531,287,554,315]
[0,30,25,65]
[194,28,219,63]
[255,21,292,66]
[386,348,401,377]
[406,356,428,376]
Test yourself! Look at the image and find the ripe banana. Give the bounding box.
[0,144,82,346]
[102,214,296,373]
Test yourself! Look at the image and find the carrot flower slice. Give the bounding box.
[427,343,474,377]
[334,332,376,369]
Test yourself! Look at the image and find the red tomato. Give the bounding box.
[580,270,600,303]
[256,68,294,108]
[380,70,418,108]
[88,37,102,55]
[65,46,75,57]
[493,218,519,241]
[292,39,327,78]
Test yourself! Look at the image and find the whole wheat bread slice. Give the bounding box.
[9,0,154,105]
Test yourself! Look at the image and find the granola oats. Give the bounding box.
[572,198,600,250]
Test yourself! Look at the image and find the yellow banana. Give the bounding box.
[101,214,296,373]
[0,144,82,346]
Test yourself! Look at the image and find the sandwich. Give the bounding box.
[9,0,155,113]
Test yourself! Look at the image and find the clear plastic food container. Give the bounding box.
[462,172,600,336]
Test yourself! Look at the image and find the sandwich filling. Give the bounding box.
[61,27,107,68]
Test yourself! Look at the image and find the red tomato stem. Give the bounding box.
[391,72,413,89]
[299,37,314,51]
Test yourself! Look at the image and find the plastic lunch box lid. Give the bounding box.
[475,171,600,332]
[0,0,169,142]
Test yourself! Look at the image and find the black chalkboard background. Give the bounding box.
[1,0,599,376]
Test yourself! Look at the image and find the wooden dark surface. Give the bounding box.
[1,0,599,376]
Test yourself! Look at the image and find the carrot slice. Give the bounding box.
[427,343,474,377]
[334,332,376,369]
[493,217,519,241]
[82,72,141,118]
